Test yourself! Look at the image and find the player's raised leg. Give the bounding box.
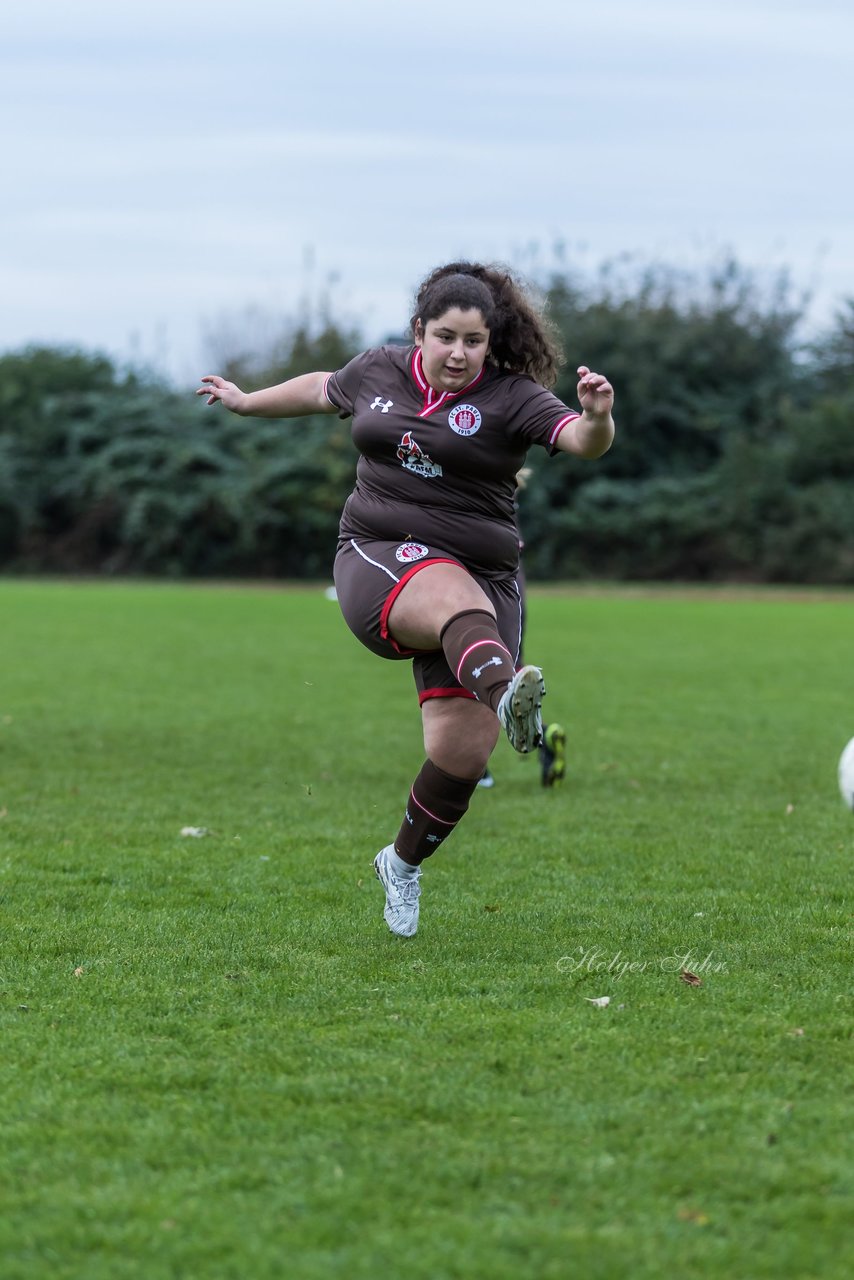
[387,562,544,750]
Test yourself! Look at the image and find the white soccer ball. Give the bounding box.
[838,737,854,811]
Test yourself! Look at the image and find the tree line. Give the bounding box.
[1,258,852,582]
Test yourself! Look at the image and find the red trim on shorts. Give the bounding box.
[379,557,462,654]
[418,687,477,706]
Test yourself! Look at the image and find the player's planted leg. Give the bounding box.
[374,759,481,937]
[373,846,423,938]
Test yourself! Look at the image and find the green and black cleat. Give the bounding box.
[539,722,566,787]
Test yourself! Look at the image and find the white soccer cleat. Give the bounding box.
[497,664,545,754]
[373,845,422,937]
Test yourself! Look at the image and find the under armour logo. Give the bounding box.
[370,396,394,413]
[472,655,503,679]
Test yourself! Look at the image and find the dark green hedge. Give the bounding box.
[1,266,852,582]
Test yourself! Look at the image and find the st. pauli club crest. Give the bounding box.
[448,404,482,436]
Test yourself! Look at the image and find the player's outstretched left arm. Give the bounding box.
[555,366,615,459]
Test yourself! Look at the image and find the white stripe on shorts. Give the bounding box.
[350,538,400,583]
[510,577,523,666]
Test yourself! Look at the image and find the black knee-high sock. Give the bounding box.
[395,759,481,865]
[439,609,515,710]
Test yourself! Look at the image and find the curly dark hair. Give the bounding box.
[410,261,563,388]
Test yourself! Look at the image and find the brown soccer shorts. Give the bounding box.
[333,535,524,704]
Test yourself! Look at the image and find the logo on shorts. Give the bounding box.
[448,404,482,436]
[397,431,443,479]
[395,541,429,563]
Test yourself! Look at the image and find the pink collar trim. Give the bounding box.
[410,348,487,418]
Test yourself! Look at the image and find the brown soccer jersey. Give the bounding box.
[325,345,579,578]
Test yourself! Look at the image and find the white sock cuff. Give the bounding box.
[389,845,418,876]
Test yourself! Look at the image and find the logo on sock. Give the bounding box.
[472,655,504,679]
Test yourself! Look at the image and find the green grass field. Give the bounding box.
[1,580,851,1280]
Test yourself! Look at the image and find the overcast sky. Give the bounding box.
[3,0,852,383]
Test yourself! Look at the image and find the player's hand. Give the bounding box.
[195,374,247,413]
[576,366,614,418]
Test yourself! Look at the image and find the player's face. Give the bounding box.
[415,307,490,392]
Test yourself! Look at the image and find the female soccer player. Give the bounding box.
[197,262,615,938]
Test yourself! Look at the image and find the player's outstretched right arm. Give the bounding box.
[195,371,337,417]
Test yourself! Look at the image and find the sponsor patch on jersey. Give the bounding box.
[396,431,443,479]
[448,403,482,436]
[395,541,430,564]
